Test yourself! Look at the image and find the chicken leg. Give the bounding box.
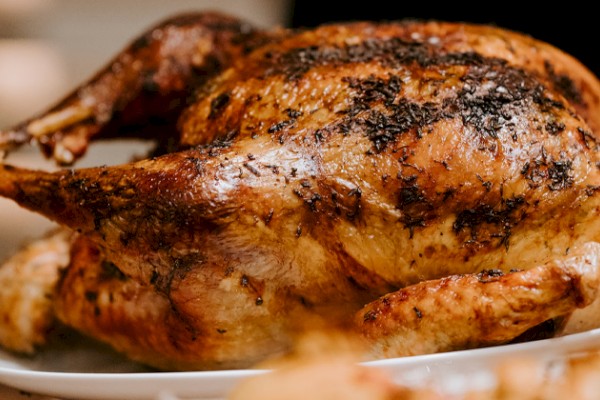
[358,242,600,359]
[0,12,266,164]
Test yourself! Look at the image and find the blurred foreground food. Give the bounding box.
[230,333,600,400]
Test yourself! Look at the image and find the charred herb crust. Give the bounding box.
[335,59,567,153]
[453,195,526,248]
[262,35,571,153]
[242,34,584,178]
[544,60,584,106]
[520,148,574,191]
[263,36,502,80]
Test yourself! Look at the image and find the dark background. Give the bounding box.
[290,2,599,78]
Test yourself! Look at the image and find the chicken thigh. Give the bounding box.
[1,12,600,370]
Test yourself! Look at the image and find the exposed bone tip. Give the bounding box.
[26,105,94,139]
[53,143,75,165]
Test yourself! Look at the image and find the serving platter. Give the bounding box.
[1,327,600,400]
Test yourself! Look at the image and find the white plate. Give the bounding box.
[0,333,264,400]
[2,144,600,399]
[1,328,600,400]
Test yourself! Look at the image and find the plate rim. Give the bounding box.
[2,328,600,399]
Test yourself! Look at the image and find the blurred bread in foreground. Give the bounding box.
[230,332,600,400]
[228,331,409,400]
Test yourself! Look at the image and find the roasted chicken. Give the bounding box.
[1,12,600,370]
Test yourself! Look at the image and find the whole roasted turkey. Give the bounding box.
[1,12,600,370]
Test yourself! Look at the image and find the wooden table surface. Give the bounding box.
[0,383,59,400]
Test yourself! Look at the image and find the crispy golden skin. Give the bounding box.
[1,13,600,370]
